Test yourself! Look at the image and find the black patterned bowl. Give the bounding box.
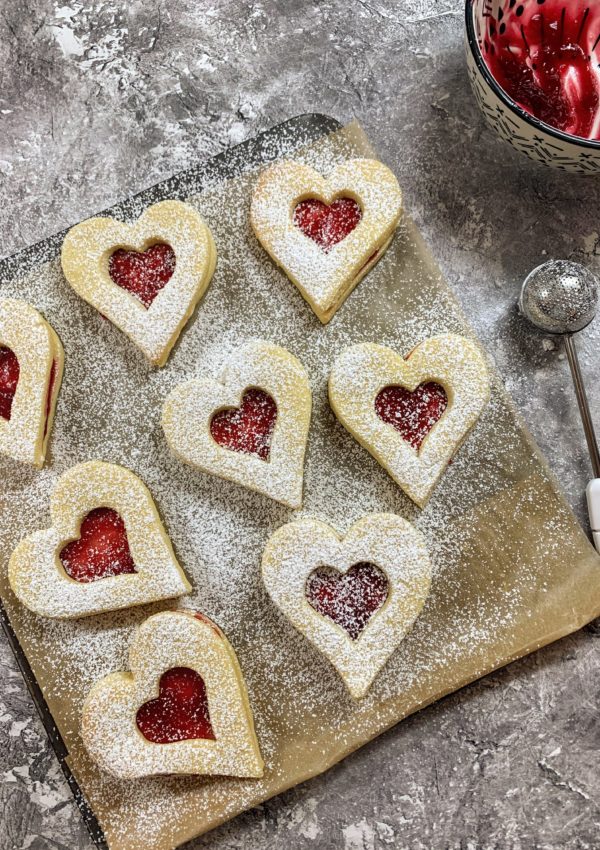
[465,0,600,173]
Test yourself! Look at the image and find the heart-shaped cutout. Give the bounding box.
[306,562,388,640]
[81,610,264,778]
[293,197,362,252]
[0,300,64,467]
[375,382,448,452]
[136,666,215,743]
[9,461,191,618]
[251,159,403,323]
[262,514,431,699]
[108,242,176,308]
[329,335,491,507]
[0,345,20,421]
[61,200,216,366]
[60,507,137,583]
[210,387,277,461]
[162,340,311,509]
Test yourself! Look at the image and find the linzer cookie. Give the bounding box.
[261,514,432,699]
[81,609,264,779]
[0,299,64,468]
[162,339,312,508]
[329,335,491,507]
[250,159,402,323]
[8,460,191,618]
[61,200,216,366]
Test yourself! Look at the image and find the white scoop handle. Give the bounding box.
[586,480,600,552]
[564,337,600,552]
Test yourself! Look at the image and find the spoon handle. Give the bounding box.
[586,481,600,552]
[564,334,600,479]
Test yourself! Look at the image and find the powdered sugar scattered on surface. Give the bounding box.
[0,124,598,850]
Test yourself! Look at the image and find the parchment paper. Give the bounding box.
[1,123,600,850]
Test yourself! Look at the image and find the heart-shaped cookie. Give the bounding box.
[0,299,64,468]
[8,461,191,618]
[162,339,312,508]
[329,335,491,507]
[81,609,264,779]
[250,159,403,323]
[61,200,216,366]
[262,514,431,699]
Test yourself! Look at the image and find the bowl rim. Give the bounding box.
[464,0,600,150]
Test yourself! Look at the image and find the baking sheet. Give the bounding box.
[1,120,600,850]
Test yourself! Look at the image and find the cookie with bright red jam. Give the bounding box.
[250,159,403,323]
[8,461,191,619]
[61,200,216,367]
[0,299,64,468]
[162,340,311,509]
[80,610,264,778]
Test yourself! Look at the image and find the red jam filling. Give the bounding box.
[108,242,176,308]
[59,507,137,583]
[293,197,362,252]
[0,346,20,422]
[481,1,600,139]
[43,360,58,438]
[375,382,448,452]
[306,562,388,641]
[210,388,277,461]
[136,666,215,744]
[358,248,379,275]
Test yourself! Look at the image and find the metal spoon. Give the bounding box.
[519,259,600,548]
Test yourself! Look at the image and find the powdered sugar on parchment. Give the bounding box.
[0,126,593,850]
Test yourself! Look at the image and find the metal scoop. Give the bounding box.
[519,259,600,549]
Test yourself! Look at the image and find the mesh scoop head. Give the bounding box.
[519,260,599,334]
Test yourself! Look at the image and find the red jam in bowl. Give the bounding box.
[480,0,600,140]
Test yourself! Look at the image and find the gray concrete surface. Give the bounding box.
[1,1,600,848]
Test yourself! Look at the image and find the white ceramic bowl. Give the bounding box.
[465,0,600,173]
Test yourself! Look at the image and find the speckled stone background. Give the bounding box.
[1,2,600,849]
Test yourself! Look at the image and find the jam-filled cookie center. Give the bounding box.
[306,562,388,641]
[210,388,277,461]
[0,346,20,421]
[375,382,448,452]
[293,197,362,253]
[136,666,216,744]
[59,507,137,583]
[108,242,176,308]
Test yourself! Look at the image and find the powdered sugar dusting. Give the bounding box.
[0,299,63,467]
[329,335,491,507]
[60,200,216,366]
[261,513,432,699]
[250,158,403,322]
[0,123,598,850]
[162,339,312,509]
